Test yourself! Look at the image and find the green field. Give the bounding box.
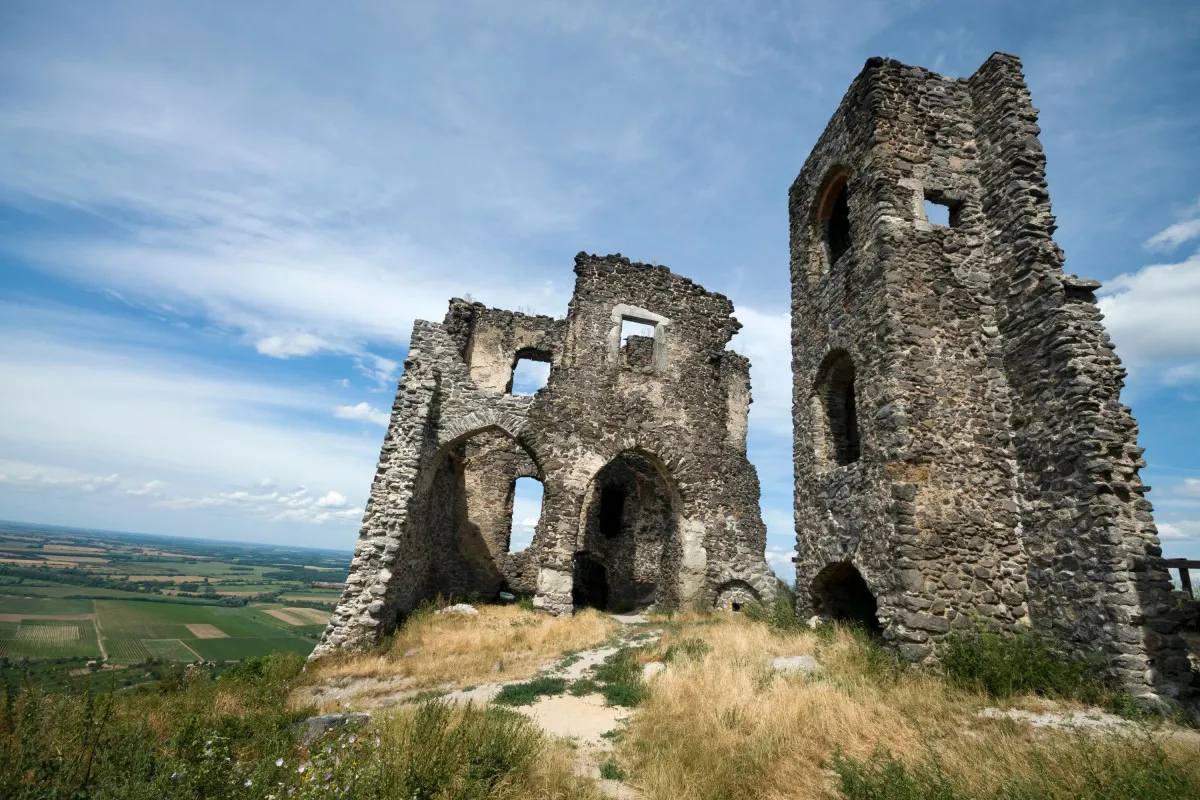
[0,596,94,615]
[0,522,349,668]
[94,600,316,664]
[0,619,101,659]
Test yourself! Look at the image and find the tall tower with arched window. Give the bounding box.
[789,53,1188,704]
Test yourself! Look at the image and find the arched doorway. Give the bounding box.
[413,427,542,601]
[574,450,680,611]
[810,562,881,634]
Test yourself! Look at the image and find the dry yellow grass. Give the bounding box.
[305,604,614,690]
[618,616,1200,800]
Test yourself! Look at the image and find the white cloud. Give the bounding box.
[0,310,376,542]
[334,402,390,427]
[1145,199,1200,251]
[1174,479,1200,499]
[1159,520,1200,541]
[1098,252,1200,379]
[126,479,166,496]
[316,490,348,508]
[0,462,120,493]
[256,333,333,359]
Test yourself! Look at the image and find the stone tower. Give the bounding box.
[314,253,775,658]
[788,53,1189,702]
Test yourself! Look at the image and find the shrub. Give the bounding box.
[599,757,627,781]
[569,678,601,696]
[940,627,1107,702]
[492,676,567,706]
[743,580,801,633]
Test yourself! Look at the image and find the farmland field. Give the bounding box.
[0,619,101,659]
[0,521,351,670]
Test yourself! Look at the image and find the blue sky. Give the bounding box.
[1,0,1198,579]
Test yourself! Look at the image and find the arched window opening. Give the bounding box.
[509,476,544,553]
[815,350,861,466]
[817,170,852,267]
[811,562,881,635]
[598,484,625,539]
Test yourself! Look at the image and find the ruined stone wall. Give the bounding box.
[314,254,775,658]
[788,53,1187,701]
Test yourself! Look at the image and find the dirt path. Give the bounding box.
[92,600,108,662]
[302,615,659,798]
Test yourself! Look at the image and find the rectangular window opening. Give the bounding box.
[923,194,961,228]
[509,477,543,553]
[620,318,656,345]
[509,358,550,395]
[620,318,657,371]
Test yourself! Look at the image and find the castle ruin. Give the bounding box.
[316,51,1188,704]
[313,253,776,657]
[789,52,1189,701]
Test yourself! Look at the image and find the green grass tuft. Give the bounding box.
[940,627,1107,702]
[492,676,568,706]
[599,757,627,781]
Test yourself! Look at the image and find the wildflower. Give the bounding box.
[276,757,285,767]
[347,735,355,744]
[297,764,307,774]
[244,779,253,787]
[204,748,213,757]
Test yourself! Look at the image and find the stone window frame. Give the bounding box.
[903,179,970,233]
[813,167,853,274]
[505,347,554,394]
[607,304,670,374]
[812,348,861,469]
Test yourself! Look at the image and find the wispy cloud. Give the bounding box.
[334,402,390,427]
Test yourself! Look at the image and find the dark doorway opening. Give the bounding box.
[810,562,882,635]
[598,485,625,539]
[572,553,609,611]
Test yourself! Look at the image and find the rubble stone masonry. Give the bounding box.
[789,52,1189,703]
[313,254,776,658]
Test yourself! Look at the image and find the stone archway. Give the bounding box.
[810,561,882,634]
[574,449,682,611]
[413,426,542,602]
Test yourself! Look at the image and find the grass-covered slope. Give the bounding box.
[2,598,1198,799]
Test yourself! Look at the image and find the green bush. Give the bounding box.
[492,676,567,706]
[743,580,802,633]
[940,627,1107,702]
[599,757,627,781]
[569,678,601,696]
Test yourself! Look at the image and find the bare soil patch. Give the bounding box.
[185,623,228,639]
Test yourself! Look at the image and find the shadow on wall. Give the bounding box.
[575,450,681,612]
[810,561,882,635]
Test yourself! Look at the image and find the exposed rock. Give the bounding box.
[435,603,478,616]
[293,712,370,744]
[642,661,666,680]
[771,655,819,676]
[611,613,648,625]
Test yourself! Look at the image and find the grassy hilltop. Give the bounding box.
[3,592,1199,800]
